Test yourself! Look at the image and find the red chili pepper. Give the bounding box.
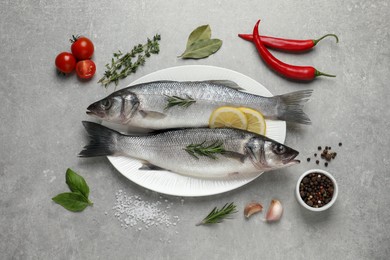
[252,20,335,81]
[238,33,338,52]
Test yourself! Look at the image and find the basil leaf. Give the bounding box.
[186,24,211,49]
[52,192,91,212]
[180,39,223,59]
[65,168,89,199]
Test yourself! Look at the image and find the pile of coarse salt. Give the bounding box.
[112,190,181,230]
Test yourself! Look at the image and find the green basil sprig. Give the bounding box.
[52,168,93,212]
[179,25,223,59]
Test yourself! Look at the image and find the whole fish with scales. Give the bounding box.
[79,122,300,179]
[86,80,312,130]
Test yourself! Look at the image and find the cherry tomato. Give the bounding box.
[76,60,96,79]
[71,36,94,60]
[55,52,76,73]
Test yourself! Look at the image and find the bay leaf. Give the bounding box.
[180,39,223,59]
[186,24,211,49]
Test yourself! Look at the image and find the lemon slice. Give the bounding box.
[238,107,266,135]
[209,106,248,130]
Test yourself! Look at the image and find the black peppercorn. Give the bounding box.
[300,172,334,208]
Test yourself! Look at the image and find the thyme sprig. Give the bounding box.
[196,202,237,226]
[98,34,161,88]
[185,140,225,159]
[164,94,196,110]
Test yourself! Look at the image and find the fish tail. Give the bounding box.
[275,90,313,125]
[78,121,121,157]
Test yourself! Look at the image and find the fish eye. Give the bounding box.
[101,99,112,110]
[273,144,286,155]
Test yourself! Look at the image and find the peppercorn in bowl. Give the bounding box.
[296,169,338,212]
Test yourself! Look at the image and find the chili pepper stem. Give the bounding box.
[313,34,339,45]
[315,70,336,78]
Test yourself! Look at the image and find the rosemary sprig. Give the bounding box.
[98,34,161,88]
[185,140,225,159]
[196,202,237,226]
[164,94,196,110]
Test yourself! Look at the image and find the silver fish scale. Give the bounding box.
[130,81,267,106]
[118,128,260,178]
[125,81,277,129]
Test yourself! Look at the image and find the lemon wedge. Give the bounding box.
[209,106,248,130]
[238,107,266,135]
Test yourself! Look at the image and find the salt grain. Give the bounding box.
[113,190,180,230]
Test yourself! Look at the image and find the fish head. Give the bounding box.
[245,137,300,170]
[86,92,139,124]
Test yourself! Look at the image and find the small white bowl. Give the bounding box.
[296,169,338,212]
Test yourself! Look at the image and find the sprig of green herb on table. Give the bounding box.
[196,202,237,226]
[52,168,93,212]
[164,94,196,110]
[179,25,222,59]
[99,34,161,88]
[185,140,225,159]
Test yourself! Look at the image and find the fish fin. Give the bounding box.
[78,121,121,157]
[139,162,167,171]
[222,151,247,163]
[139,110,167,119]
[203,80,244,90]
[273,89,313,125]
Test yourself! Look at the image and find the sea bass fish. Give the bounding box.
[79,121,300,179]
[86,80,312,130]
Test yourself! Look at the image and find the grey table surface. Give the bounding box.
[1,0,389,259]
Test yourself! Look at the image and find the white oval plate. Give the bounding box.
[106,65,286,197]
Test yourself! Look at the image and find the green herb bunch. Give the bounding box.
[196,202,237,226]
[99,34,161,88]
[164,94,196,110]
[52,168,93,212]
[185,140,226,159]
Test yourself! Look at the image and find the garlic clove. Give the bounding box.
[265,199,283,222]
[244,202,263,218]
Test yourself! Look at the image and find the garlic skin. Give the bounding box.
[244,202,263,218]
[265,199,283,222]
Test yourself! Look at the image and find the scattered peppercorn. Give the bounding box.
[309,143,342,167]
[299,172,334,208]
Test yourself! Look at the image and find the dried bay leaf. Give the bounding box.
[186,24,211,49]
[180,39,223,59]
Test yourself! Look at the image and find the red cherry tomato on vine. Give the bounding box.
[76,60,96,79]
[55,52,76,73]
[71,36,94,60]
